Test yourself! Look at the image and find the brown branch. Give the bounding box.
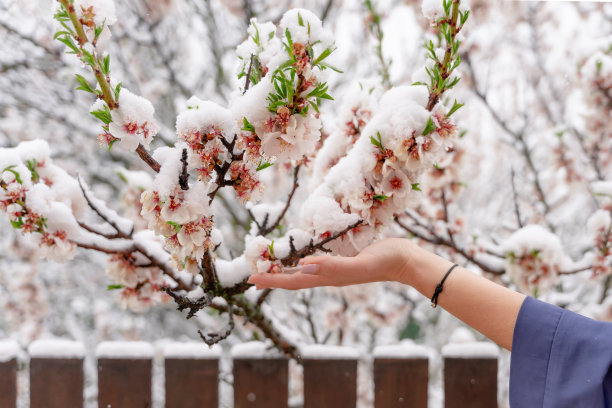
[244,54,254,95]
[279,220,364,266]
[198,305,235,346]
[179,148,189,190]
[75,241,135,255]
[136,144,161,173]
[77,221,123,240]
[163,287,212,319]
[234,296,300,362]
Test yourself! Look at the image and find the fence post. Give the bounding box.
[373,344,430,408]
[164,342,220,408]
[232,342,288,408]
[0,340,19,408]
[301,345,359,408]
[28,339,85,408]
[97,341,153,408]
[442,342,498,408]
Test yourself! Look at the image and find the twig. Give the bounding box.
[77,175,133,238]
[179,148,189,190]
[163,287,212,319]
[395,214,504,275]
[279,220,364,266]
[301,292,320,343]
[244,54,254,95]
[510,168,524,228]
[136,144,161,173]
[258,166,300,235]
[198,305,235,346]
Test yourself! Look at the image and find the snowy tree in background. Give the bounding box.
[0,0,611,381]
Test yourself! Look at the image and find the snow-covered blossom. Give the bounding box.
[244,235,283,274]
[108,88,160,151]
[299,85,457,255]
[502,225,570,295]
[587,210,612,277]
[0,140,87,263]
[232,10,334,166]
[72,0,117,49]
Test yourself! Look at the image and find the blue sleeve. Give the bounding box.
[510,297,612,408]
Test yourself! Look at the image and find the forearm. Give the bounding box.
[397,243,526,351]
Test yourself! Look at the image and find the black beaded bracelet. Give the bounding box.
[430,264,459,308]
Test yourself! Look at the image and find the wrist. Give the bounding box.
[396,241,454,296]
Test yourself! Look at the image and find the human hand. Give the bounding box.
[247,238,416,290]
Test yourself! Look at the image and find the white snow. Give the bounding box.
[78,175,134,236]
[373,343,430,359]
[28,339,86,359]
[163,342,221,359]
[299,344,360,360]
[96,341,154,359]
[0,340,20,362]
[441,342,499,359]
[231,341,285,359]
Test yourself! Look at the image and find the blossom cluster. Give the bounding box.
[105,250,169,312]
[0,140,85,263]
[298,86,458,256]
[233,10,336,164]
[502,225,570,295]
[580,41,612,172]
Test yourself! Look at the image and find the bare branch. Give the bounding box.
[258,166,301,236]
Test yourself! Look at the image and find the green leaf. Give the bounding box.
[297,12,304,26]
[285,28,293,48]
[108,138,117,151]
[268,241,275,257]
[107,284,124,290]
[446,99,464,118]
[91,105,112,124]
[53,30,71,40]
[3,165,22,184]
[101,54,110,75]
[319,62,344,73]
[312,48,332,66]
[373,194,388,202]
[26,159,39,183]
[57,36,79,54]
[422,117,436,136]
[241,117,256,132]
[167,221,182,233]
[80,49,95,66]
[117,171,128,184]
[94,24,104,40]
[114,82,122,100]
[411,183,421,191]
[10,218,24,229]
[370,131,384,151]
[411,81,428,87]
[256,161,273,171]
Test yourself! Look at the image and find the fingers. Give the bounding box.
[247,272,330,290]
[299,255,359,276]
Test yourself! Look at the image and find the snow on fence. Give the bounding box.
[0,340,499,408]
